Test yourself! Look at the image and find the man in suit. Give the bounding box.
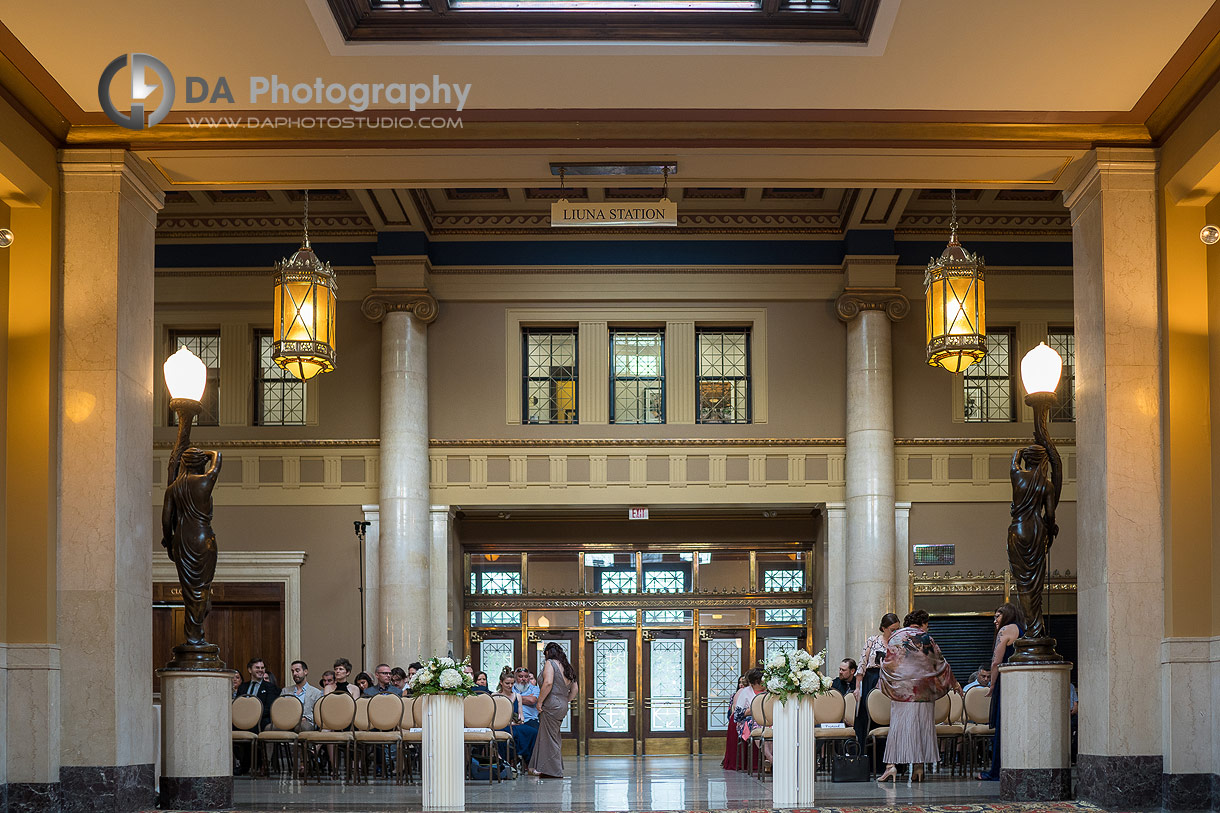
[235,656,278,775]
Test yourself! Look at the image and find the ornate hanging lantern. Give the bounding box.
[272,190,337,380]
[924,189,986,373]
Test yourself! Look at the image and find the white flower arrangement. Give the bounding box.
[760,647,832,701]
[409,655,477,696]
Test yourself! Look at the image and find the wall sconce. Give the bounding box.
[1201,224,1220,245]
[0,228,13,248]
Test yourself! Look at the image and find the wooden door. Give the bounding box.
[153,581,285,694]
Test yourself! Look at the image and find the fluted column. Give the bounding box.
[835,288,909,660]
[362,289,439,666]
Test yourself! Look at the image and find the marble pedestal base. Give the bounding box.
[772,694,816,808]
[157,670,234,810]
[422,694,464,811]
[999,662,1072,801]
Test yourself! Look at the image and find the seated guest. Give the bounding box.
[390,667,408,694]
[319,670,336,694]
[235,657,278,775]
[831,659,858,695]
[329,658,360,700]
[354,672,374,695]
[474,671,491,693]
[405,662,423,695]
[495,669,537,767]
[231,672,243,700]
[963,663,991,693]
[721,673,748,770]
[365,663,402,696]
[730,668,771,765]
[514,666,540,728]
[280,660,323,731]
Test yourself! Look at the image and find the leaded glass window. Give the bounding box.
[1047,327,1075,422]
[963,329,1015,422]
[697,329,751,423]
[649,639,686,732]
[598,570,638,593]
[255,329,306,425]
[762,568,805,592]
[473,611,519,626]
[706,638,742,728]
[597,610,636,626]
[763,637,798,664]
[611,329,665,424]
[763,608,805,623]
[593,639,629,732]
[168,330,220,426]
[480,639,515,682]
[470,570,521,594]
[643,569,687,593]
[644,610,691,625]
[523,329,578,424]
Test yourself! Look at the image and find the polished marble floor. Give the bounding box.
[231,755,1006,811]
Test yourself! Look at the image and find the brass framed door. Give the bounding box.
[699,629,747,752]
[529,630,579,755]
[642,629,693,754]
[584,628,636,755]
[471,628,519,684]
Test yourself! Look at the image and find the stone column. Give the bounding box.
[894,502,912,615]
[1063,148,1164,809]
[362,289,438,667]
[58,149,162,813]
[1000,663,1073,800]
[823,503,847,666]
[157,670,233,809]
[834,286,909,659]
[430,506,456,658]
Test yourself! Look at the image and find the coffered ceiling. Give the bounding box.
[155,184,1067,239]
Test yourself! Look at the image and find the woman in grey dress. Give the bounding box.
[529,642,579,778]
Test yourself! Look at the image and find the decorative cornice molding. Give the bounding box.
[360,288,439,323]
[834,287,910,322]
[896,214,1071,236]
[156,214,376,240]
[151,436,1074,450]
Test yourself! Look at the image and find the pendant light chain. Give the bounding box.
[949,188,958,245]
[302,189,311,248]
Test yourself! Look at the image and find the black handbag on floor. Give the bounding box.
[831,739,871,782]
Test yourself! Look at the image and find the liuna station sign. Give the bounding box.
[551,198,677,227]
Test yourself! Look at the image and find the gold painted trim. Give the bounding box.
[74,125,1148,152]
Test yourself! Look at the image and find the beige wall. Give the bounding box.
[910,500,1077,575]
[152,298,382,444]
[150,503,367,677]
[427,300,846,440]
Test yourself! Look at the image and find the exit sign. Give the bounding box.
[629,507,649,520]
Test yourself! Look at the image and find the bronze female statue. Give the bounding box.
[161,445,222,665]
[1007,393,1063,661]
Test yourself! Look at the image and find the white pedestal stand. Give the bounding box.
[422,694,465,810]
[771,694,816,807]
[158,670,234,810]
[999,662,1073,800]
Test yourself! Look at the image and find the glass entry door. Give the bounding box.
[643,630,693,753]
[699,630,746,751]
[472,630,518,685]
[529,630,579,753]
[585,629,636,754]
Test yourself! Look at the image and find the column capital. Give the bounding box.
[1062,147,1158,213]
[834,287,910,322]
[59,148,164,213]
[361,288,439,324]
